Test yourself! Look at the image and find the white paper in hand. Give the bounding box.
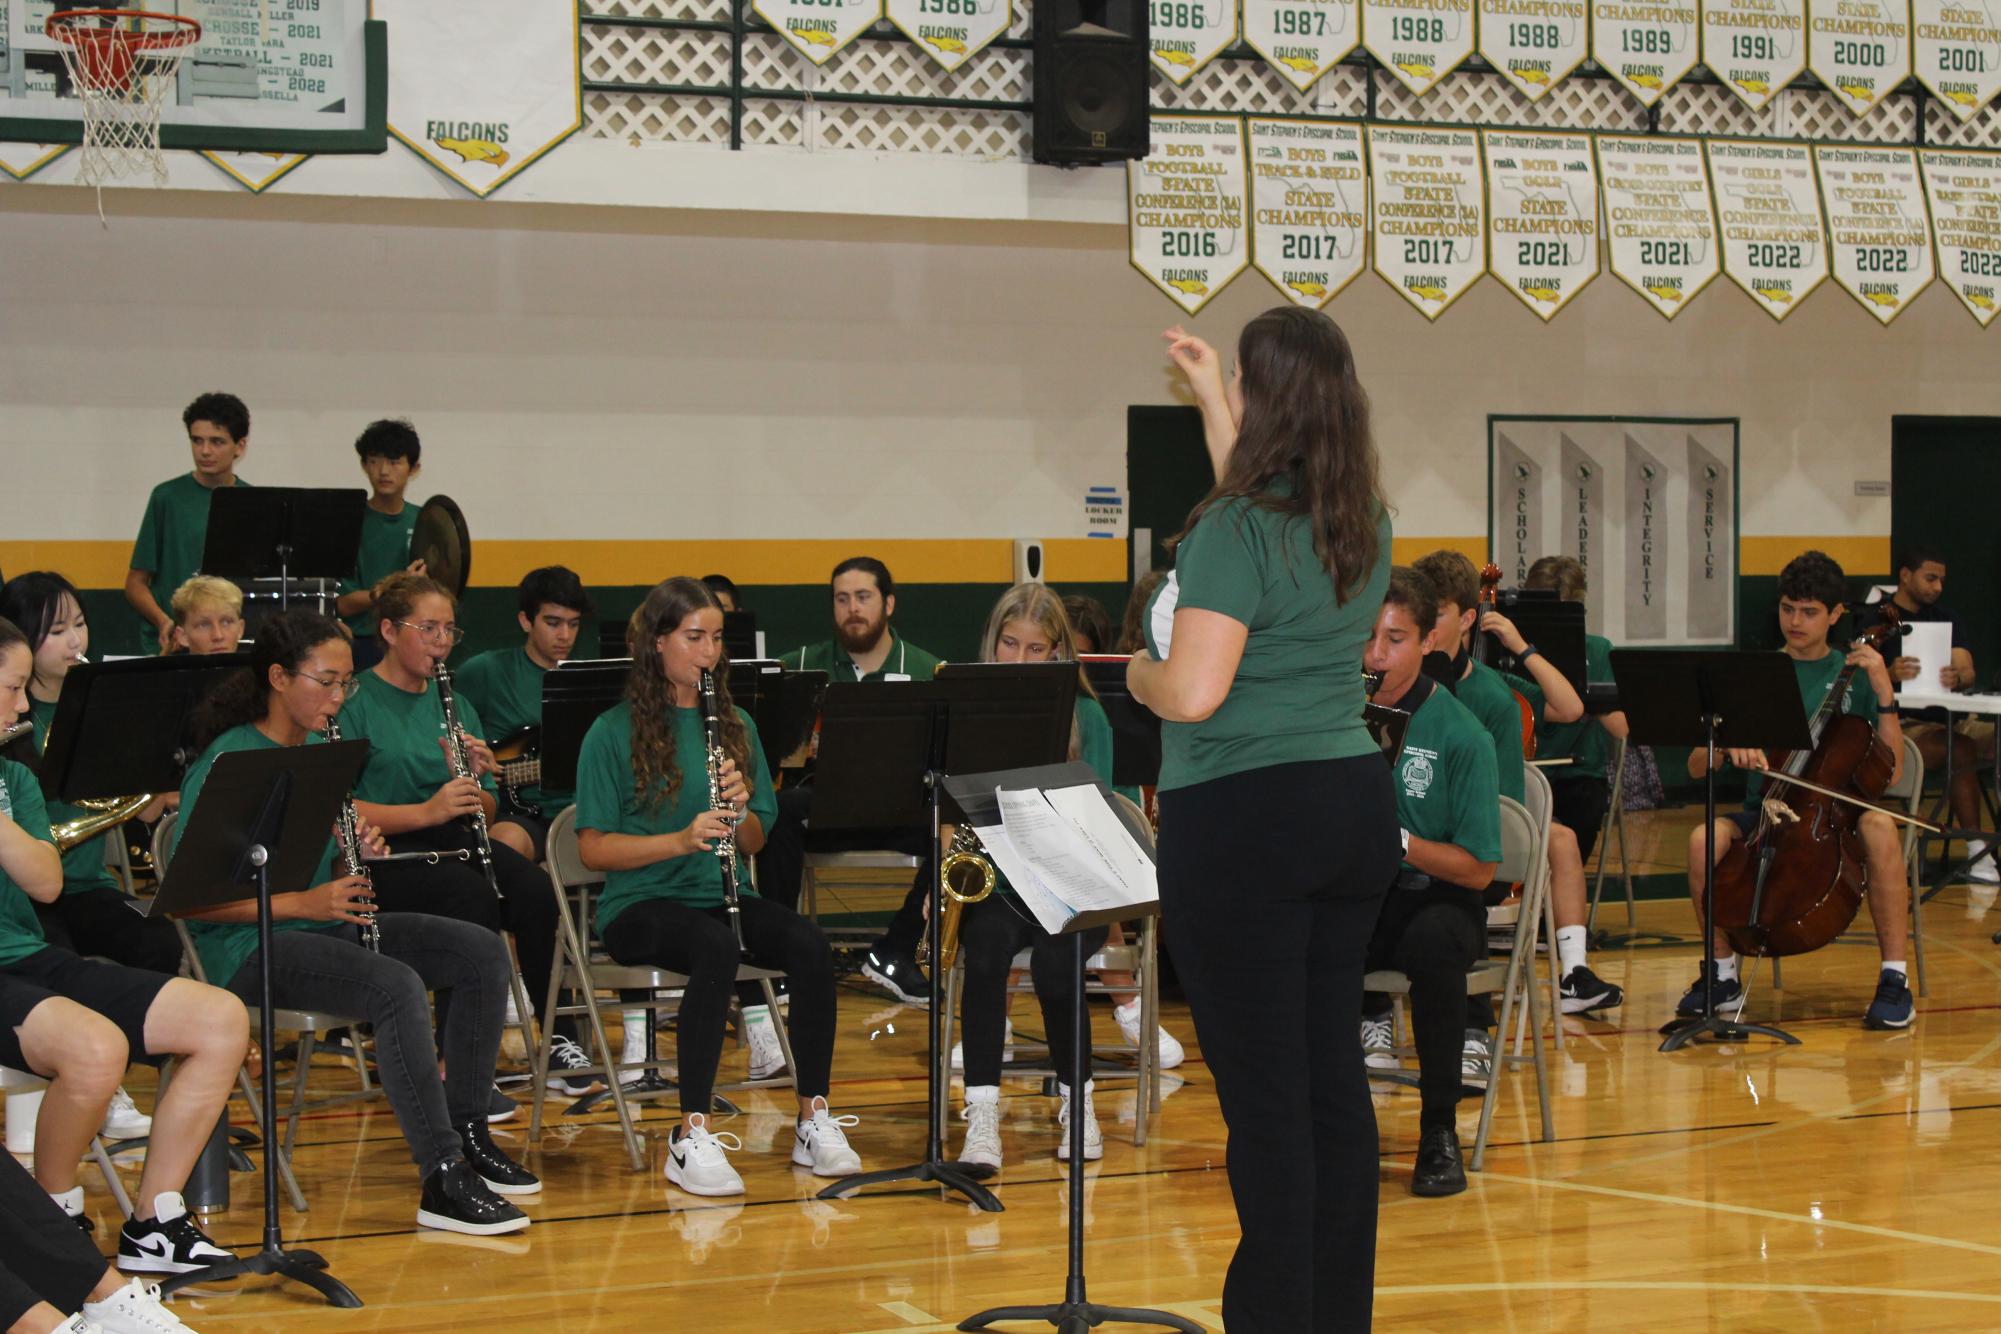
[1900,622,1953,702]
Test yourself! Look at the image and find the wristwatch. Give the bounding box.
[1516,643,1540,664]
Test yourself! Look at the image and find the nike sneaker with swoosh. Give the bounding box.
[117,1193,235,1274]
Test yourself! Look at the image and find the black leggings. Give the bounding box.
[0,1150,105,1325]
[32,885,183,976]
[601,895,836,1115]
[1550,774,1611,862]
[1158,755,1399,1334]
[1365,887,1485,1124]
[957,894,1107,1088]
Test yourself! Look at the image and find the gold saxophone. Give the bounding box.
[4,716,154,854]
[919,824,996,977]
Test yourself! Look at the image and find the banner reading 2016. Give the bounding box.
[1369,126,1486,319]
[1913,0,2001,119]
[1709,139,1828,320]
[1249,119,1369,306]
[1593,0,1703,103]
[1701,0,1807,109]
[1151,0,1240,82]
[1817,145,1934,324]
[1364,0,1477,93]
[1808,0,1912,112]
[1478,0,1590,97]
[1484,130,1600,319]
[1244,0,1362,87]
[1919,148,2001,326]
[1597,135,1722,318]
[1129,116,1250,313]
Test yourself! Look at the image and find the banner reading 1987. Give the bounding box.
[1479,0,1591,97]
[1249,119,1369,307]
[1128,116,1250,314]
[1808,0,1912,112]
[1919,148,2001,326]
[1913,0,2001,119]
[1369,126,1487,319]
[1817,145,1934,324]
[1596,135,1722,319]
[1483,130,1600,319]
[1243,0,1362,87]
[1700,0,1807,109]
[1363,0,1478,93]
[1709,139,1828,321]
[1593,0,1703,103]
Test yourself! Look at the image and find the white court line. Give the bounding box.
[875,1300,941,1324]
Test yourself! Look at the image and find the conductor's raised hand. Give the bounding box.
[302,874,376,925]
[1163,325,1227,404]
[426,775,486,823]
[684,809,737,854]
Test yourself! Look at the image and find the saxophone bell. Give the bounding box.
[920,825,996,978]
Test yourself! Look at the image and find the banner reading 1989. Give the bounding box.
[1700,0,1807,109]
[1913,0,2001,119]
[1249,119,1369,307]
[1244,0,1362,87]
[1817,145,1934,324]
[1593,0,1703,103]
[1368,126,1487,319]
[1919,148,2001,326]
[1129,116,1250,313]
[1363,0,1477,93]
[1483,130,1601,319]
[1709,139,1828,321]
[1596,135,1721,319]
[1808,0,1912,112]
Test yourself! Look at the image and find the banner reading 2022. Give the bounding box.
[1129,117,1250,313]
[1249,119,1369,307]
[1369,126,1486,319]
[1709,139,1828,320]
[1919,148,2001,326]
[1484,130,1600,319]
[1817,145,1934,324]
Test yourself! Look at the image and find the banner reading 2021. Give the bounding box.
[1708,139,1828,320]
[1249,119,1369,307]
[1369,127,1487,319]
[1597,135,1721,318]
[1484,130,1600,319]
[1129,116,1250,313]
[1817,145,1934,324]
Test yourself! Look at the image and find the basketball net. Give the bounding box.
[46,10,201,213]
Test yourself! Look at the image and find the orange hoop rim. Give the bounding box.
[45,9,203,53]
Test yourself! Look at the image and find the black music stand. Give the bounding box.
[1485,598,1588,691]
[202,488,366,614]
[812,664,1077,1212]
[40,654,249,801]
[1080,656,1161,792]
[150,740,370,1308]
[947,764,1199,1334]
[723,611,759,661]
[1612,650,1811,1052]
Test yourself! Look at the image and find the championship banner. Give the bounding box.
[1362,0,1477,94]
[1807,0,1912,112]
[381,0,583,198]
[1817,145,1934,324]
[1478,0,1590,97]
[1708,139,1829,320]
[1128,115,1250,313]
[754,0,886,64]
[202,152,310,193]
[1596,135,1721,318]
[0,144,67,181]
[886,0,1011,69]
[1248,118,1369,307]
[1150,0,1240,83]
[1483,130,1600,319]
[1243,0,1362,88]
[1913,0,2001,119]
[1368,126,1486,319]
[1919,148,2001,325]
[1592,0,1703,103]
[1700,0,1807,108]
[1489,416,1739,646]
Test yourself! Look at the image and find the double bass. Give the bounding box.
[1475,564,1538,760]
[1710,605,1904,958]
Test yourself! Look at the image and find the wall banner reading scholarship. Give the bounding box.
[1244,0,1362,88]
[886,0,1012,70]
[1490,416,1739,646]
[1808,0,1912,113]
[1913,0,2001,119]
[1709,139,1828,320]
[1479,0,1591,98]
[1817,145,1934,324]
[755,0,886,63]
[1700,0,1807,109]
[1363,0,1478,93]
[1249,118,1370,306]
[1919,148,2001,326]
[1593,0,1703,103]
[1597,135,1721,318]
[1484,130,1600,319]
[1369,126,1486,318]
[1151,0,1241,82]
[1129,115,1250,313]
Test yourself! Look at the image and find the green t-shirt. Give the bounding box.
[1536,634,1614,781]
[0,757,55,966]
[28,698,118,897]
[455,647,569,808]
[1147,496,1393,792]
[177,724,344,988]
[336,502,420,640]
[337,670,498,810]
[1392,685,1503,879]
[1743,651,1882,808]
[779,632,943,683]
[574,700,779,930]
[1458,660,1530,803]
[131,471,249,609]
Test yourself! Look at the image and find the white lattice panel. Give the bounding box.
[814,103,1030,155]
[1927,98,2001,148]
[585,91,735,143]
[1149,57,1328,115]
[593,0,734,22]
[741,97,808,145]
[1651,81,1773,137]
[1376,68,1647,132]
[584,24,732,88]
[743,34,809,91]
[1783,87,1920,144]
[808,34,1030,100]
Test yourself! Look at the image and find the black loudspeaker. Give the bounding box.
[1032,0,1150,165]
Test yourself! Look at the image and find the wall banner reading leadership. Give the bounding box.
[1249,118,1370,307]
[1369,125,1486,319]
[886,0,1013,69]
[1479,0,1591,97]
[1919,147,2001,326]
[1817,145,1934,324]
[1129,115,1250,313]
[1913,0,2001,119]
[1489,416,1739,646]
[1244,0,1362,87]
[1484,130,1601,319]
[1808,0,1912,112]
[1593,0,1704,103]
[1709,139,1829,321]
[1151,0,1241,82]
[1363,0,1478,93]
[1597,135,1721,319]
[1700,0,1807,109]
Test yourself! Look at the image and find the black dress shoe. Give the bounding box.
[1410,1125,1467,1197]
[455,1120,542,1196]
[417,1159,531,1236]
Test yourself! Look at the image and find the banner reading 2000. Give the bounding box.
[1490,416,1739,646]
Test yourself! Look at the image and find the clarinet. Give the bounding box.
[433,659,503,902]
[324,719,381,952]
[698,668,747,953]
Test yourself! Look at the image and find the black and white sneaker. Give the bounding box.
[1675,964,1744,1017]
[487,1084,519,1124]
[417,1159,530,1236]
[1559,964,1625,1014]
[859,946,931,1004]
[51,1185,93,1233]
[544,1035,603,1096]
[1863,968,1916,1030]
[455,1120,541,1196]
[117,1192,236,1274]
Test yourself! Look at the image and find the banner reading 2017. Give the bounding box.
[1128,116,1250,313]
[1249,118,1369,306]
[1369,126,1487,319]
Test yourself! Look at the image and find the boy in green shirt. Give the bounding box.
[334,419,429,670]
[1681,550,1914,1030]
[124,392,251,654]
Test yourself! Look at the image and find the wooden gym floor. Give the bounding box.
[47,805,2001,1332]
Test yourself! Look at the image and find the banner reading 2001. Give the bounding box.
[1129,116,1250,313]
[1369,126,1486,319]
[1913,0,2001,119]
[1249,119,1369,306]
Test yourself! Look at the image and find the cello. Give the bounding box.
[1476,564,1539,760]
[1710,604,1904,958]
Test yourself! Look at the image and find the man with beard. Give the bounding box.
[780,558,942,684]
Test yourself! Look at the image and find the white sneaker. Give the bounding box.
[1360,1013,1397,1071]
[666,1120,745,1197]
[1055,1080,1102,1162]
[1113,1000,1184,1071]
[619,1016,649,1086]
[82,1278,188,1333]
[52,1316,102,1334]
[503,979,523,1028]
[1969,840,2001,885]
[790,1097,862,1176]
[744,1006,787,1081]
[102,1088,151,1141]
[958,1088,1003,1169]
[950,1019,1013,1072]
[1461,1029,1495,1093]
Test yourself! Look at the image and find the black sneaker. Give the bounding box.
[1410,1126,1467,1197]
[417,1159,531,1236]
[1675,965,1744,1017]
[487,1083,520,1124]
[543,1035,603,1096]
[117,1192,237,1273]
[1559,964,1625,1014]
[1863,968,1915,1030]
[455,1120,541,1196]
[860,946,931,1004]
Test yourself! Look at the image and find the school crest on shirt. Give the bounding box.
[1400,746,1437,799]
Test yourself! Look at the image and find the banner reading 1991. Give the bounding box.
[1369,126,1487,319]
[1817,145,1934,324]
[1700,0,1807,109]
[1249,119,1370,307]
[1919,148,2001,326]
[1129,116,1250,313]
[1483,130,1601,319]
[1597,135,1722,318]
[1709,139,1828,320]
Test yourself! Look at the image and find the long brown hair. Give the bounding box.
[1174,307,1385,604]
[979,582,1095,762]
[626,576,750,811]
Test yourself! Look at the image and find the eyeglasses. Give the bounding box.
[290,670,359,697]
[394,620,466,645]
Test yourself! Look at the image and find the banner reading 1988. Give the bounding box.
[1808,0,1912,112]
[1478,0,1591,97]
[1249,119,1369,307]
[1129,116,1250,313]
[1150,0,1240,83]
[1483,130,1601,319]
[1363,0,1478,93]
[1593,0,1703,103]
[1913,0,2001,119]
[1368,126,1487,319]
[1596,135,1722,319]
[1709,139,1828,321]
[1243,0,1362,87]
[1817,145,1934,324]
[1919,148,2001,326]
[1700,0,1807,109]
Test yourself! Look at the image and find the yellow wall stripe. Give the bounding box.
[1738,536,1889,577]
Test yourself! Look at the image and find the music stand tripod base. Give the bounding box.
[1659,1010,1803,1050]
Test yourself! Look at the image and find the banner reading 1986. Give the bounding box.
[1484,131,1601,319]
[1709,139,1828,320]
[1129,116,1250,313]
[1478,0,1591,97]
[885,0,1013,70]
[1596,135,1722,318]
[1593,0,1703,103]
[1913,0,2001,119]
[1150,0,1240,83]
[1700,0,1807,109]
[1808,0,1912,112]
[1919,148,2001,326]
[1817,145,1934,324]
[1244,0,1362,87]
[1249,119,1369,307]
[1368,126,1486,319]
[1363,0,1477,93]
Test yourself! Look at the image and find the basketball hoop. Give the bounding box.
[46,9,202,196]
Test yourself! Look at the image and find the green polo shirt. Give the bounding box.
[1457,660,1533,803]
[336,502,420,640]
[1392,685,1502,879]
[28,698,119,897]
[176,724,344,988]
[1147,493,1392,792]
[1536,634,1614,782]
[574,701,779,929]
[337,670,497,810]
[131,472,249,613]
[779,632,942,683]
[1743,651,1881,809]
[0,757,56,967]
[454,647,569,810]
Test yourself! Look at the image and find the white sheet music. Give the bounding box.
[975,784,1158,935]
[967,819,1077,936]
[1901,622,1953,697]
[1043,785,1157,901]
